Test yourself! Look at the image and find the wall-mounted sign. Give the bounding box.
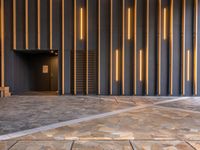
[42,65,48,73]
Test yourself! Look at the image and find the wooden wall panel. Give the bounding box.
[2,0,200,96]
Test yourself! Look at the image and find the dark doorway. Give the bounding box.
[13,50,59,95]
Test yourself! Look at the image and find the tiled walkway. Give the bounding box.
[0,96,200,149]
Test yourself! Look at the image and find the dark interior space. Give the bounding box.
[13,50,59,95]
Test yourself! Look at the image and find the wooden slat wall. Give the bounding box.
[1,0,200,96]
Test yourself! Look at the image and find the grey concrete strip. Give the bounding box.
[155,105,200,114]
[0,97,186,141]
[154,97,189,105]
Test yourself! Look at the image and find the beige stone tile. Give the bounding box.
[0,141,17,150]
[14,106,200,141]
[131,140,194,150]
[72,140,133,150]
[10,141,73,150]
[187,141,200,150]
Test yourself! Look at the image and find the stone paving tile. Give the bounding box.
[15,106,200,141]
[187,141,200,149]
[0,96,132,135]
[9,141,73,150]
[158,97,200,112]
[101,96,176,105]
[0,141,17,150]
[72,140,133,150]
[131,140,194,150]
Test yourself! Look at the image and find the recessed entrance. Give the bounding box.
[13,50,59,95]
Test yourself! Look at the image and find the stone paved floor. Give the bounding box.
[0,96,200,149]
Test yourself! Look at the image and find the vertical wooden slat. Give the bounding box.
[37,0,41,49]
[50,0,52,49]
[74,0,77,95]
[146,0,149,95]
[86,0,89,95]
[98,0,100,95]
[122,0,125,95]
[169,0,173,95]
[158,0,161,95]
[13,0,16,49]
[25,0,29,49]
[1,0,4,97]
[110,0,113,95]
[194,0,198,95]
[134,0,137,95]
[182,0,186,95]
[62,0,65,95]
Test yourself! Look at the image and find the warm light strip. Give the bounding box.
[169,0,173,95]
[116,49,119,81]
[163,8,167,40]
[80,8,83,40]
[158,0,161,95]
[13,0,16,49]
[139,50,143,81]
[110,0,113,95]
[128,8,131,40]
[98,0,100,95]
[86,0,88,95]
[182,0,186,95]
[146,0,149,95]
[1,0,5,97]
[50,0,52,49]
[25,0,29,49]
[187,50,190,81]
[122,0,125,95]
[37,0,41,49]
[194,0,198,95]
[134,0,137,95]
[62,0,65,95]
[74,0,77,95]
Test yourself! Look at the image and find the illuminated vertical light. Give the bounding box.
[187,50,190,81]
[128,8,131,40]
[80,8,83,40]
[139,50,143,81]
[163,8,167,40]
[116,49,119,81]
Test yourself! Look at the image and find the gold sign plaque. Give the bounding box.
[42,65,48,73]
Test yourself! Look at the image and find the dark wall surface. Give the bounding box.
[3,0,200,96]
